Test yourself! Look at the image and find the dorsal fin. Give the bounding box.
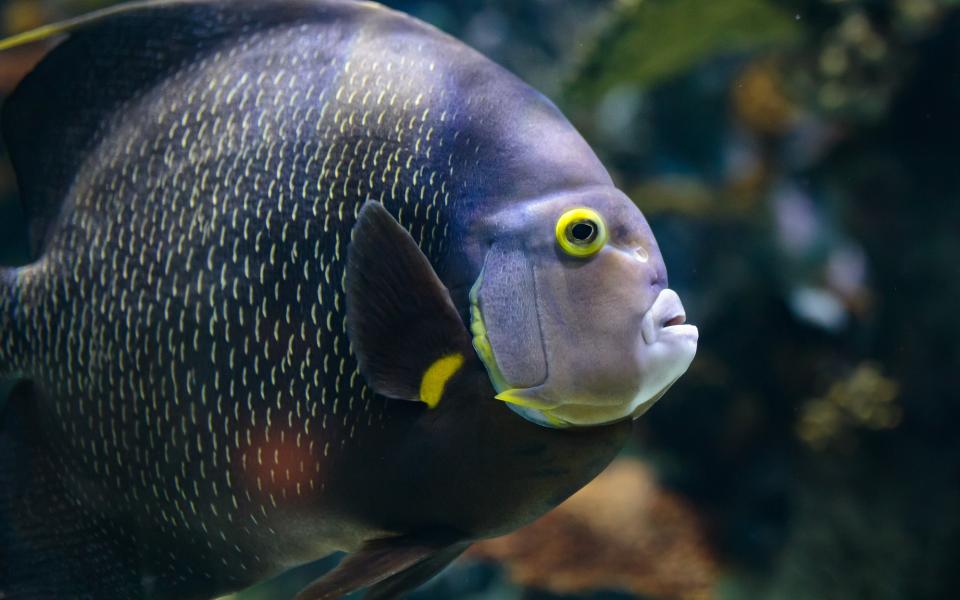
[0,0,375,257]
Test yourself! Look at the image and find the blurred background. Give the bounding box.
[1,0,958,599]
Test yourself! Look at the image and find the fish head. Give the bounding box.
[470,186,698,427]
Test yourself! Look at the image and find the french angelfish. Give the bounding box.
[0,1,698,598]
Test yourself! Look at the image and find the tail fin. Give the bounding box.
[0,267,22,380]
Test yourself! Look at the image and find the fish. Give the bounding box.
[0,1,698,598]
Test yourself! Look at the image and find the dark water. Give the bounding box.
[1,1,957,599]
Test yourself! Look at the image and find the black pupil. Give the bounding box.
[571,221,595,243]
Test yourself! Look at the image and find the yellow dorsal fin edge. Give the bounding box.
[0,1,199,52]
[0,22,72,52]
[419,353,464,409]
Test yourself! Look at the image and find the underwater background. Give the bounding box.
[0,0,957,599]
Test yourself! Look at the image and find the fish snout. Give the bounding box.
[631,241,668,296]
[640,289,698,345]
[648,265,668,298]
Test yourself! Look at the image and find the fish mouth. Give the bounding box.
[664,314,686,327]
[640,289,699,345]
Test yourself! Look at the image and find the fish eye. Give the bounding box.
[571,222,595,241]
[556,208,608,257]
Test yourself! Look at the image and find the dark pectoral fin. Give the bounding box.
[294,536,463,600]
[346,201,473,404]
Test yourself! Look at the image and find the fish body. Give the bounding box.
[0,1,694,598]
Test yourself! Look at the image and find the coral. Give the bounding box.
[469,459,719,600]
[732,60,799,136]
[796,363,901,451]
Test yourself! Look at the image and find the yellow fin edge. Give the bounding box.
[0,1,189,52]
[0,22,72,52]
[419,353,464,409]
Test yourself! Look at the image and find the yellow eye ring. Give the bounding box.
[555,208,608,257]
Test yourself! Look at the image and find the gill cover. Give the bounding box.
[345,201,473,407]
[470,243,547,392]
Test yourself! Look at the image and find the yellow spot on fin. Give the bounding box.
[419,353,464,409]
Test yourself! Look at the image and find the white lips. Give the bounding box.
[624,288,698,422]
[640,289,698,345]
